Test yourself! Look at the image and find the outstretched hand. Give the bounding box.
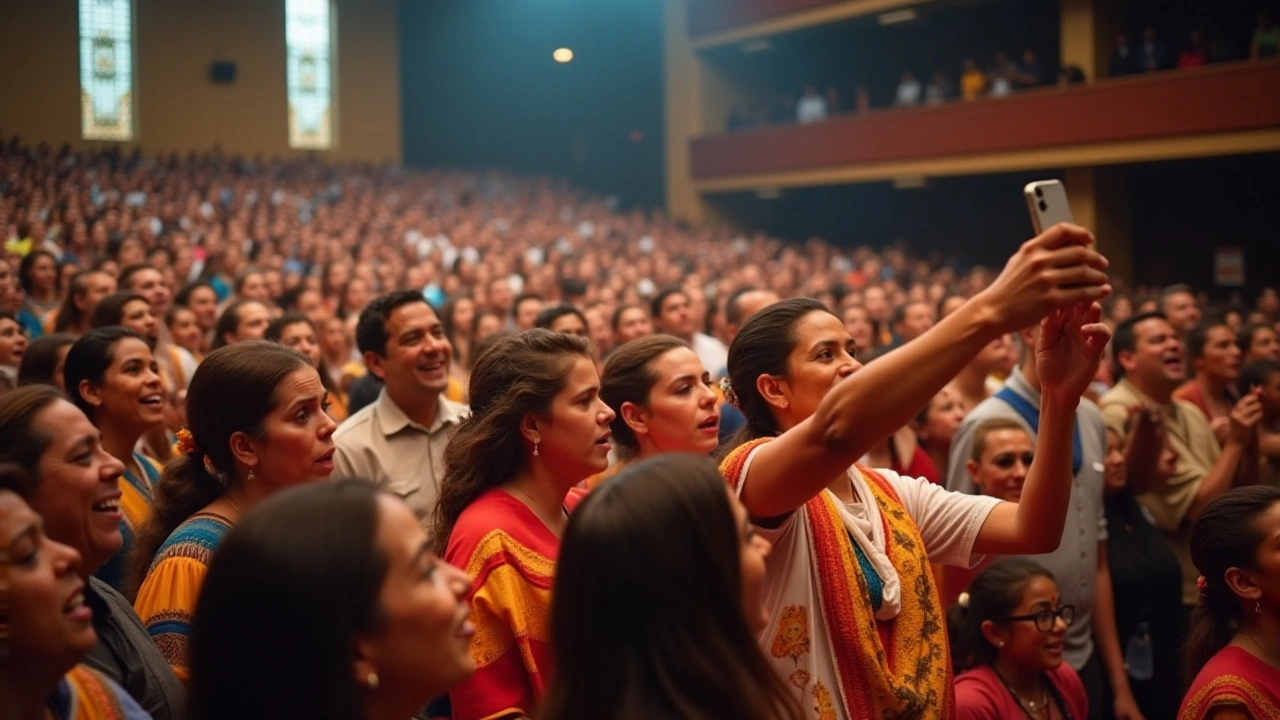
[979,223,1112,334]
[1037,302,1111,406]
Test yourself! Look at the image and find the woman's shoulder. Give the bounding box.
[1184,645,1280,715]
[447,490,556,570]
[152,512,234,566]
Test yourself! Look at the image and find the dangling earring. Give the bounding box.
[366,671,379,689]
[1257,600,1263,614]
[247,466,255,483]
[533,440,540,457]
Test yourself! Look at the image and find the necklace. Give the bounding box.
[225,494,241,516]
[993,664,1051,719]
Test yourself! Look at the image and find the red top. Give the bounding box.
[1181,645,1280,719]
[955,664,1088,720]
[891,445,940,485]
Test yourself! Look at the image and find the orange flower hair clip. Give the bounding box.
[176,427,199,456]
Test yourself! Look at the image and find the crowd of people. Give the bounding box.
[725,7,1279,133]
[2,137,1280,720]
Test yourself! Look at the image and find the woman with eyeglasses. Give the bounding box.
[949,558,1087,720]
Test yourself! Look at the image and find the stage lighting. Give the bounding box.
[553,47,574,63]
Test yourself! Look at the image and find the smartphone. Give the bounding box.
[1024,180,1073,234]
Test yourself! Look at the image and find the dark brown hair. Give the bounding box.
[433,329,590,552]
[89,291,148,329]
[1185,485,1280,681]
[539,454,804,720]
[968,418,1029,463]
[17,333,75,388]
[0,384,65,477]
[947,558,1054,673]
[128,341,310,595]
[719,297,829,456]
[599,334,688,460]
[212,300,265,350]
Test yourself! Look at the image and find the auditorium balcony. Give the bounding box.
[689,58,1280,192]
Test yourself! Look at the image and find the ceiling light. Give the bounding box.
[553,47,574,63]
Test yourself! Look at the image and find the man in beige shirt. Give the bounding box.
[334,290,468,526]
[1100,311,1261,606]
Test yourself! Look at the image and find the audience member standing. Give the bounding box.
[947,323,1140,720]
[651,288,727,382]
[960,58,987,101]
[1161,284,1203,338]
[894,71,923,107]
[1139,26,1172,71]
[1176,319,1243,442]
[1252,9,1279,60]
[796,86,829,125]
[1180,486,1280,718]
[924,71,953,106]
[1100,313,1263,609]
[1178,30,1208,68]
[434,331,614,720]
[334,291,467,526]
[1112,32,1139,76]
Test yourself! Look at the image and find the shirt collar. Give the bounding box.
[374,388,467,436]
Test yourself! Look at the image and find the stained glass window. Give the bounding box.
[79,0,135,141]
[286,0,334,149]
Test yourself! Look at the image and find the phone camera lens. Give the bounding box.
[1034,187,1043,198]
[1038,200,1048,211]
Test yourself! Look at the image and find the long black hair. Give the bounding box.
[540,454,804,720]
[188,480,387,720]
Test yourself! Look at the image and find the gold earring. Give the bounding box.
[247,467,255,483]
[366,671,379,689]
[533,440,540,457]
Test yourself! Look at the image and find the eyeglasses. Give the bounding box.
[1003,605,1075,632]
[990,452,1034,470]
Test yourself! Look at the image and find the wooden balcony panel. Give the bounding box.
[690,61,1280,180]
[688,0,843,37]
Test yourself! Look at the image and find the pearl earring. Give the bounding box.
[533,440,540,457]
[366,671,379,689]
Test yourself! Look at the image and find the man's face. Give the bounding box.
[1162,292,1201,335]
[1122,317,1184,391]
[369,302,453,403]
[656,293,695,340]
[897,303,936,342]
[126,268,171,316]
[514,298,544,332]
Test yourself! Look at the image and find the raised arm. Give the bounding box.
[974,302,1112,554]
[740,224,1110,518]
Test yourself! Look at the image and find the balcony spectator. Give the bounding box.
[960,58,986,101]
[924,71,953,106]
[1178,30,1208,68]
[1111,32,1139,77]
[894,71,923,107]
[854,84,871,112]
[1014,49,1044,89]
[1139,26,1172,72]
[1058,64,1087,87]
[1253,9,1279,59]
[726,104,751,132]
[988,52,1015,97]
[795,86,828,125]
[824,86,841,114]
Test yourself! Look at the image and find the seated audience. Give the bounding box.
[16,332,75,390]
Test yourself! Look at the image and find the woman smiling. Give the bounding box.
[64,327,166,593]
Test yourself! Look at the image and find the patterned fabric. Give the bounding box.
[721,437,955,720]
[1180,646,1280,719]
[53,666,127,720]
[444,489,560,720]
[133,512,233,684]
[95,453,162,593]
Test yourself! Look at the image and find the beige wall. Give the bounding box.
[0,0,400,163]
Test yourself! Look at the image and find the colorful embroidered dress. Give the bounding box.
[133,511,233,684]
[95,452,162,592]
[1180,645,1280,719]
[444,488,566,720]
[49,665,149,720]
[721,437,1000,720]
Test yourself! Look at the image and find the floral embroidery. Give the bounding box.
[812,681,838,720]
[789,669,812,690]
[770,604,811,664]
